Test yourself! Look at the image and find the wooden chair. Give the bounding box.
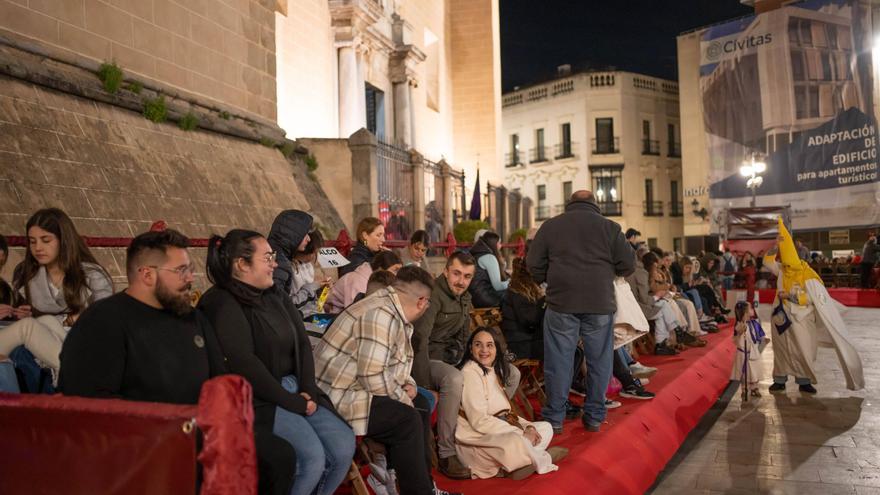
[470,307,502,330]
[510,358,546,421]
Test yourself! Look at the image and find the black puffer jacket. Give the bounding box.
[468,238,504,308]
[338,242,377,278]
[267,210,313,296]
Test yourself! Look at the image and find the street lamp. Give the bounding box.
[739,154,766,207]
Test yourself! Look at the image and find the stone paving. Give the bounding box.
[651,306,880,495]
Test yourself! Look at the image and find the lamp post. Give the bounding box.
[739,154,766,208]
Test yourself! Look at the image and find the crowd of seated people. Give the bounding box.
[2,206,783,495]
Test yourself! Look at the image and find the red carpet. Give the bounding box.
[827,288,880,307]
[434,325,735,495]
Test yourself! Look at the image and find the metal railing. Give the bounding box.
[377,140,414,241]
[669,201,683,217]
[529,146,549,163]
[554,142,576,159]
[668,142,681,158]
[591,137,619,154]
[597,200,623,216]
[505,151,523,167]
[643,200,664,216]
[641,139,660,155]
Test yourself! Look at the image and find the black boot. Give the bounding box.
[655,340,678,355]
[769,382,786,392]
[799,384,817,394]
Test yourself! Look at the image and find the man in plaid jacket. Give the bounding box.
[314,266,460,495]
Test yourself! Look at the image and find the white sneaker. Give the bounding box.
[630,362,657,374]
[605,398,622,409]
[699,314,715,323]
[635,377,650,386]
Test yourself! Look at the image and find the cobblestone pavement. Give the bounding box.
[651,306,880,495]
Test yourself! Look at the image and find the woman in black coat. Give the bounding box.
[337,217,385,278]
[199,229,355,495]
[500,258,545,360]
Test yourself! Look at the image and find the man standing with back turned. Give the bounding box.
[527,190,635,433]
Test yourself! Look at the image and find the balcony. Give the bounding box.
[529,146,549,163]
[597,200,623,216]
[669,201,683,217]
[641,139,660,155]
[591,137,620,155]
[643,200,664,216]
[668,141,681,158]
[536,205,551,221]
[554,142,576,159]
[505,151,523,168]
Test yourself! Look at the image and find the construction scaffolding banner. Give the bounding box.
[698,0,880,231]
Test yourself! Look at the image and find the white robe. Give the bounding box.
[766,261,864,390]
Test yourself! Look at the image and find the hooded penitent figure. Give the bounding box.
[267,210,313,297]
[764,217,864,391]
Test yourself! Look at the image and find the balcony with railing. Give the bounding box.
[668,141,681,158]
[591,137,620,154]
[536,205,551,221]
[643,200,664,216]
[505,151,523,168]
[529,146,549,163]
[641,139,660,155]
[597,200,623,216]
[554,142,576,159]
[669,201,683,217]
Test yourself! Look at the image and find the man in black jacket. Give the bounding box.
[59,229,295,495]
[527,190,635,434]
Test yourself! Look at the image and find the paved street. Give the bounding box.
[652,306,880,495]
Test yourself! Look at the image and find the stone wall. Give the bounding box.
[0,0,278,120]
[0,73,341,290]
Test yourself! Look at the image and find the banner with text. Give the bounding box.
[698,0,880,231]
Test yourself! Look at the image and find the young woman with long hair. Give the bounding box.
[455,327,566,480]
[0,208,112,372]
[337,217,385,278]
[500,258,545,360]
[198,229,355,495]
[468,231,509,308]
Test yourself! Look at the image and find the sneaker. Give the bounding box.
[697,329,709,336]
[605,398,622,409]
[552,424,563,435]
[434,482,463,495]
[581,417,601,432]
[769,382,786,392]
[564,400,583,419]
[655,342,678,356]
[699,314,715,323]
[438,455,471,480]
[799,384,817,394]
[620,387,655,400]
[633,378,649,386]
[629,362,658,378]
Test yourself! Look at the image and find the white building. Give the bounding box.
[274,0,503,187]
[502,68,685,251]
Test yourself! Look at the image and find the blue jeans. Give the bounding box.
[684,289,703,313]
[274,375,355,495]
[0,360,19,393]
[542,308,615,426]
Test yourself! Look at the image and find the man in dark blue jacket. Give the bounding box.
[527,190,635,433]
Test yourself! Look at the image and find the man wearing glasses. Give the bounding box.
[59,228,296,495]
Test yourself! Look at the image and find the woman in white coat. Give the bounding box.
[455,327,567,480]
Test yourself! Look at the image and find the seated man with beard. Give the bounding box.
[59,229,295,495]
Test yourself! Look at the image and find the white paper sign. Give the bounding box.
[317,247,350,268]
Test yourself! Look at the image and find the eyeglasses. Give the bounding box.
[261,251,278,263]
[147,263,196,279]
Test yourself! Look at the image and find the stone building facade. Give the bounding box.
[0,0,344,289]
[502,69,685,251]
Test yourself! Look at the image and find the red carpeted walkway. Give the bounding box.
[434,324,735,495]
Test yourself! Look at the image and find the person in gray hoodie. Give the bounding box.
[527,190,635,434]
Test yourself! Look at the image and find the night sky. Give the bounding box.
[500,0,753,92]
